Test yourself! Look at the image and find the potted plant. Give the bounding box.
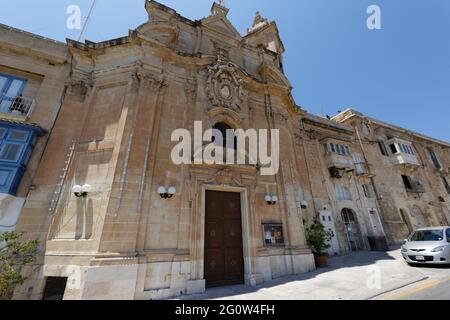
[306,214,335,268]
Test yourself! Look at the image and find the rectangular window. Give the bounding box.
[428,148,441,169]
[0,143,22,161]
[378,141,388,156]
[362,184,371,198]
[442,177,450,195]
[327,143,351,156]
[353,153,363,164]
[344,146,351,156]
[336,185,352,200]
[390,144,398,154]
[9,129,28,141]
[0,74,27,113]
[404,145,410,154]
[401,175,413,191]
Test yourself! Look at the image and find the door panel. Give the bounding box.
[204,248,225,284]
[204,191,244,288]
[205,220,224,248]
[224,248,245,279]
[223,192,241,218]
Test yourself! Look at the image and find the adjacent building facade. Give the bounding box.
[0,24,68,235]
[333,110,450,245]
[1,1,448,300]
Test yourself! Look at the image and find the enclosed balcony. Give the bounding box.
[323,142,354,179]
[387,138,420,168]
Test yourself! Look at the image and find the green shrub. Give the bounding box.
[306,215,334,256]
[0,231,38,300]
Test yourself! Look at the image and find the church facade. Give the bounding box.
[3,1,449,300]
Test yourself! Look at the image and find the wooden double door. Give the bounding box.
[204,191,244,288]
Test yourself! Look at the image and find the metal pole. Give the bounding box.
[78,0,97,41]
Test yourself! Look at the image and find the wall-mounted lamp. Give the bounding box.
[301,200,308,209]
[265,195,278,206]
[72,184,92,198]
[158,186,176,199]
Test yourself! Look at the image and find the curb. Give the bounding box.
[366,276,429,300]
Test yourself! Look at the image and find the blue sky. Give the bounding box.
[1,0,449,141]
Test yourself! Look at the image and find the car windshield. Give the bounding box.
[410,230,443,241]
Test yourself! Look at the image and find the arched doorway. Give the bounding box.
[213,122,236,149]
[212,122,237,163]
[341,208,364,251]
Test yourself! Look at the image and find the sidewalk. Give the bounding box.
[177,250,428,300]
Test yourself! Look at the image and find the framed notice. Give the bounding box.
[262,223,285,246]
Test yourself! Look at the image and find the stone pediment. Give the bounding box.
[136,22,179,47]
[202,15,241,40]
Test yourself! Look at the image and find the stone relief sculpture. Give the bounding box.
[135,69,167,91]
[205,55,245,112]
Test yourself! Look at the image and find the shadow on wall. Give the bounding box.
[75,198,94,240]
[49,150,112,241]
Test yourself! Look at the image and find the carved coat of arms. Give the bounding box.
[205,56,245,112]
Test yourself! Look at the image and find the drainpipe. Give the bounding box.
[354,125,389,247]
[354,125,381,200]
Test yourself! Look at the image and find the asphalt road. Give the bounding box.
[377,265,450,300]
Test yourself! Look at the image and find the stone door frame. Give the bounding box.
[189,165,259,290]
[200,184,252,287]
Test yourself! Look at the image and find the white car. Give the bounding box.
[401,227,450,265]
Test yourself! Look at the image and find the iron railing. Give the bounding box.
[0,93,35,118]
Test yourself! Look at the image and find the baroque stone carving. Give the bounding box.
[203,168,244,187]
[206,56,245,112]
[184,78,197,103]
[135,70,167,91]
[66,78,92,101]
[271,110,289,125]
